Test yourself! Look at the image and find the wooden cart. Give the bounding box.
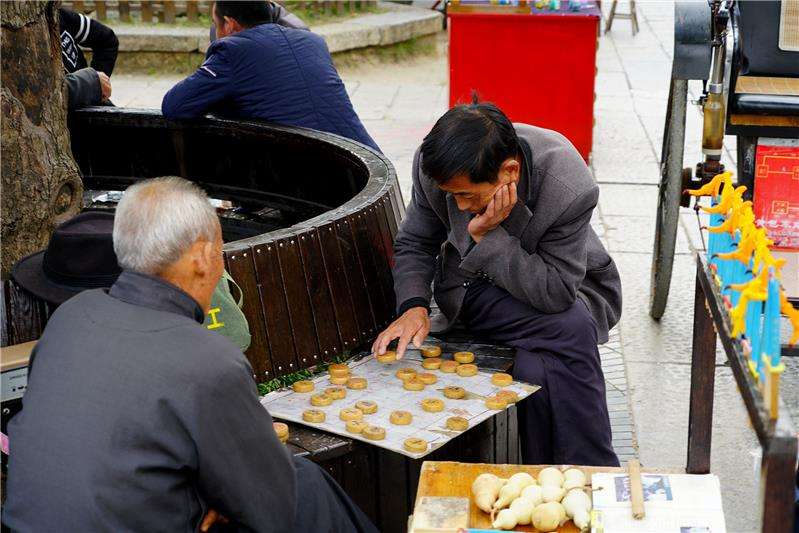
[688,254,797,532]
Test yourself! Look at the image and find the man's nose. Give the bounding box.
[455,198,470,211]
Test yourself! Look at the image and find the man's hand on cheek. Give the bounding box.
[467,181,517,243]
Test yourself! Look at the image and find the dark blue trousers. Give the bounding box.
[460,281,619,467]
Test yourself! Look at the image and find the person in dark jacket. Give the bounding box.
[372,102,623,467]
[4,177,377,533]
[162,1,380,152]
[59,7,118,109]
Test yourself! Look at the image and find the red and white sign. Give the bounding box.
[753,139,799,251]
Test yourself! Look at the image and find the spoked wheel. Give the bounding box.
[650,79,688,320]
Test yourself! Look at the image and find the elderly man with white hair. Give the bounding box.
[5,177,378,532]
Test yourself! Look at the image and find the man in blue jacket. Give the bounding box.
[162,1,380,153]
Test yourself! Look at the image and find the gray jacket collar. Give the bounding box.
[108,270,204,323]
[447,138,537,257]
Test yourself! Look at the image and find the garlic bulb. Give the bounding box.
[520,484,544,506]
[563,468,587,491]
[541,484,566,503]
[537,467,564,487]
[492,508,518,530]
[531,502,566,532]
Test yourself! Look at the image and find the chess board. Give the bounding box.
[260,349,539,459]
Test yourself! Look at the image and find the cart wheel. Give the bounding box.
[649,78,688,320]
[650,167,690,320]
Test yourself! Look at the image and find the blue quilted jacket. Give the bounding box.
[162,24,380,152]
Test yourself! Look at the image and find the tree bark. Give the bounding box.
[1,1,83,278]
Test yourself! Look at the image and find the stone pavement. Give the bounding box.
[111,4,784,529]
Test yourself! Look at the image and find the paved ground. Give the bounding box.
[111,4,789,530]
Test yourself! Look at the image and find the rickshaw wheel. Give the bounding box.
[650,167,691,320]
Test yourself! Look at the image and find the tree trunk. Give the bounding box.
[1,1,83,279]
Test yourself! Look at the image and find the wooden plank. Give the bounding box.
[687,263,717,474]
[118,1,131,22]
[3,281,48,346]
[349,213,388,334]
[317,222,361,352]
[341,446,378,523]
[415,462,669,532]
[377,449,409,533]
[298,230,342,363]
[225,248,273,381]
[494,406,509,464]
[140,0,153,22]
[760,433,797,533]
[507,403,520,463]
[163,0,176,23]
[471,416,496,465]
[282,421,354,462]
[381,192,399,239]
[730,114,799,127]
[95,1,107,20]
[252,243,298,375]
[186,0,198,22]
[365,204,396,330]
[1,282,8,347]
[735,76,799,96]
[323,455,342,483]
[335,218,378,340]
[276,237,320,374]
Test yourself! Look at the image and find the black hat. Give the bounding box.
[11,211,122,305]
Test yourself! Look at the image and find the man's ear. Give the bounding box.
[200,240,217,276]
[225,16,244,33]
[500,158,520,184]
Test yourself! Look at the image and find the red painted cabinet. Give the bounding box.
[449,4,600,161]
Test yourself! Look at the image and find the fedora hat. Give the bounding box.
[11,211,122,306]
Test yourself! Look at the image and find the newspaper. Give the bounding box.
[591,472,726,533]
[260,350,538,458]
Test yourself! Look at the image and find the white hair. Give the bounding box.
[113,177,220,275]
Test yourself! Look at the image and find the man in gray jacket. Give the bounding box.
[373,102,622,466]
[5,177,376,532]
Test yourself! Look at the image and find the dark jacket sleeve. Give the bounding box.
[83,18,119,75]
[392,148,447,313]
[65,68,102,110]
[459,185,598,314]
[59,9,118,75]
[162,42,234,119]
[188,346,296,532]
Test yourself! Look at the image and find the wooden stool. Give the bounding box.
[605,0,639,35]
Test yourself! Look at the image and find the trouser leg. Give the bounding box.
[291,456,379,533]
[460,282,618,467]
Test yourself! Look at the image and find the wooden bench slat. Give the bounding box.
[253,243,299,375]
[318,222,362,352]
[276,237,319,374]
[298,229,341,364]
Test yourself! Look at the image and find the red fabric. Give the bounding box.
[448,11,599,161]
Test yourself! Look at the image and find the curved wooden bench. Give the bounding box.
[67,107,404,381]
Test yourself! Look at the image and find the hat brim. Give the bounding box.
[11,251,85,306]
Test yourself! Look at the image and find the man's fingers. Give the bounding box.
[500,184,510,210]
[396,328,416,359]
[485,198,495,219]
[376,328,398,356]
[412,322,429,348]
[509,181,518,206]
